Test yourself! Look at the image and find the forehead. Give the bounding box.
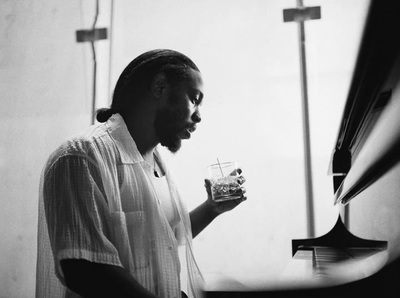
[175,68,203,94]
[188,68,203,87]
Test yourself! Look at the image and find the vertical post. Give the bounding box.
[108,0,115,105]
[297,0,315,238]
[75,0,108,125]
[90,0,99,125]
[283,1,321,238]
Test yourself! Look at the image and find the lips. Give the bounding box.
[187,125,196,134]
[180,125,196,139]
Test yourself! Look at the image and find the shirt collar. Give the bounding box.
[105,113,144,164]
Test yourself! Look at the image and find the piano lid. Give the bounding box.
[330,0,400,204]
[333,0,400,154]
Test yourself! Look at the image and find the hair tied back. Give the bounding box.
[96,108,116,123]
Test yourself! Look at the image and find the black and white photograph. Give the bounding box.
[1,0,400,297]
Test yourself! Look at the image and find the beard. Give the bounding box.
[154,106,186,153]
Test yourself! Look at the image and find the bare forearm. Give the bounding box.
[61,259,157,298]
[190,200,219,238]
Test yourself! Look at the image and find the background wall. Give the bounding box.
[0,0,369,297]
[0,1,111,297]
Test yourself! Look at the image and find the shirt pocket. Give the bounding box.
[111,211,150,270]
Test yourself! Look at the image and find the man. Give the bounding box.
[36,49,246,298]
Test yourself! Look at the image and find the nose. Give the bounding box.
[192,108,201,123]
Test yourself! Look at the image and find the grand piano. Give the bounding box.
[206,0,400,297]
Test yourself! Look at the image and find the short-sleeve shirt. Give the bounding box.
[35,114,204,298]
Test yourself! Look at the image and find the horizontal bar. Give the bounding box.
[283,6,321,23]
[76,28,108,42]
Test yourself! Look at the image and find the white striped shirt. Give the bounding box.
[35,114,204,298]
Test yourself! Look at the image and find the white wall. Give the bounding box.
[0,0,369,297]
[0,1,110,297]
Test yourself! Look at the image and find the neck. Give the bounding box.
[121,107,159,158]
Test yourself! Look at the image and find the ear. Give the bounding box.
[151,73,169,99]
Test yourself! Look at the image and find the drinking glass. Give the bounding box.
[208,161,242,202]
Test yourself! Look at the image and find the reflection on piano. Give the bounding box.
[206,0,400,296]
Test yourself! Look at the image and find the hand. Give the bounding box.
[204,168,247,215]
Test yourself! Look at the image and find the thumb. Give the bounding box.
[204,179,212,195]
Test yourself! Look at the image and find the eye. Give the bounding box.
[191,95,202,106]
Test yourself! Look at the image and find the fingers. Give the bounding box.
[235,182,247,204]
[233,194,247,206]
[230,185,246,204]
[229,167,243,176]
[239,195,247,203]
[237,175,246,185]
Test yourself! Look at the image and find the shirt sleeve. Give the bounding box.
[42,153,123,283]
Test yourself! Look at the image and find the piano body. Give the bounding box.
[206,0,400,297]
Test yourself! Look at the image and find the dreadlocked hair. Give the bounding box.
[96,49,200,123]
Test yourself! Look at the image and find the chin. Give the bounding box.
[160,138,182,154]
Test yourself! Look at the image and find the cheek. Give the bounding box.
[173,104,192,121]
[162,107,187,126]
[184,106,193,119]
